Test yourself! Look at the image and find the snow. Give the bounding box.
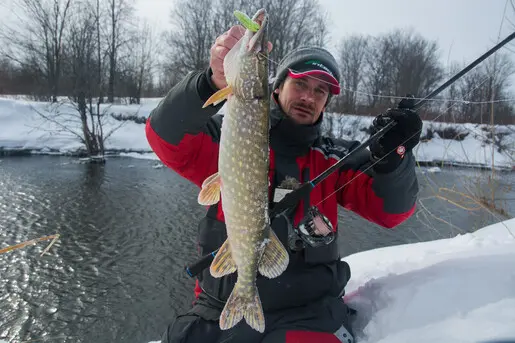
[342,217,515,343]
[0,96,160,155]
[323,112,514,170]
[0,96,513,170]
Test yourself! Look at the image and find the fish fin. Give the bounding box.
[258,228,289,279]
[202,85,233,108]
[220,283,265,333]
[198,172,222,205]
[210,239,237,278]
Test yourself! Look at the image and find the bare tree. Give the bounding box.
[25,0,129,159]
[0,56,46,97]
[65,0,102,155]
[440,61,463,122]
[123,20,157,104]
[93,0,105,103]
[162,0,329,81]
[212,0,252,35]
[362,34,395,109]
[453,52,515,124]
[312,11,331,48]
[1,0,73,102]
[334,34,369,113]
[260,0,329,75]
[361,29,444,112]
[105,0,135,103]
[164,0,217,78]
[388,29,443,98]
[0,58,15,94]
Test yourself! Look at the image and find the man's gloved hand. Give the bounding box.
[369,95,423,173]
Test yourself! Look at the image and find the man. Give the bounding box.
[145,24,422,343]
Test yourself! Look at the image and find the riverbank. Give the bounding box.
[0,96,513,170]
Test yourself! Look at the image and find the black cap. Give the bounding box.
[273,46,341,95]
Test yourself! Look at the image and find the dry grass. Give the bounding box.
[415,156,514,241]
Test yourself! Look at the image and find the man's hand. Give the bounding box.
[210,25,245,90]
[369,94,423,173]
[209,25,273,90]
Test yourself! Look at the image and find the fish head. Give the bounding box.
[224,8,269,101]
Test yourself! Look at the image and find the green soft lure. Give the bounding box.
[234,10,260,32]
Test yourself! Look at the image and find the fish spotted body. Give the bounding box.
[198,8,290,333]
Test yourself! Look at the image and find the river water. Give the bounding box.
[0,156,513,343]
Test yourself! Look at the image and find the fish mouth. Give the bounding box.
[247,9,268,54]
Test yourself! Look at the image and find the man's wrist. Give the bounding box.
[198,68,221,102]
[371,152,402,174]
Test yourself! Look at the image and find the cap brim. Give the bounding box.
[288,69,340,95]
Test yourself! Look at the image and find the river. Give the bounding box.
[0,156,513,343]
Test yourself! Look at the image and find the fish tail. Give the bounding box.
[219,282,265,333]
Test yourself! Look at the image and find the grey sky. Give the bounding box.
[1,0,512,68]
[131,0,512,67]
[322,0,511,63]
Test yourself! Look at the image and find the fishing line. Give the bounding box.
[314,75,514,235]
[259,51,504,203]
[260,50,514,234]
[313,76,492,207]
[258,52,515,105]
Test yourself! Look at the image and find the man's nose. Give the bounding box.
[300,88,316,104]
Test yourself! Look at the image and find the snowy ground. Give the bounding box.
[0,96,513,170]
[322,112,514,171]
[342,217,515,343]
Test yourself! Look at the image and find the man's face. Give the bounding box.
[276,75,331,125]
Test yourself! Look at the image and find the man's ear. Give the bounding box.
[274,80,284,95]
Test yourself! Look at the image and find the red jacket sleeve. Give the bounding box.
[145,123,219,188]
[145,69,225,188]
[337,150,418,228]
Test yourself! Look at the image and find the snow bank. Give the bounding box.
[0,97,159,154]
[0,96,513,170]
[343,217,515,343]
[322,112,514,170]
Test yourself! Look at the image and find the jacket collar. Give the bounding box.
[269,93,322,157]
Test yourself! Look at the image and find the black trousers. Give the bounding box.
[161,295,354,343]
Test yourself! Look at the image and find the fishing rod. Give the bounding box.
[184,31,515,279]
[270,30,515,218]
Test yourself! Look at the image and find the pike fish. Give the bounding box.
[198,8,289,333]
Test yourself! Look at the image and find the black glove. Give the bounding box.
[369,95,422,173]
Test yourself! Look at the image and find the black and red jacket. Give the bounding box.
[145,68,419,317]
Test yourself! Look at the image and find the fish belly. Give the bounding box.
[218,96,270,288]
